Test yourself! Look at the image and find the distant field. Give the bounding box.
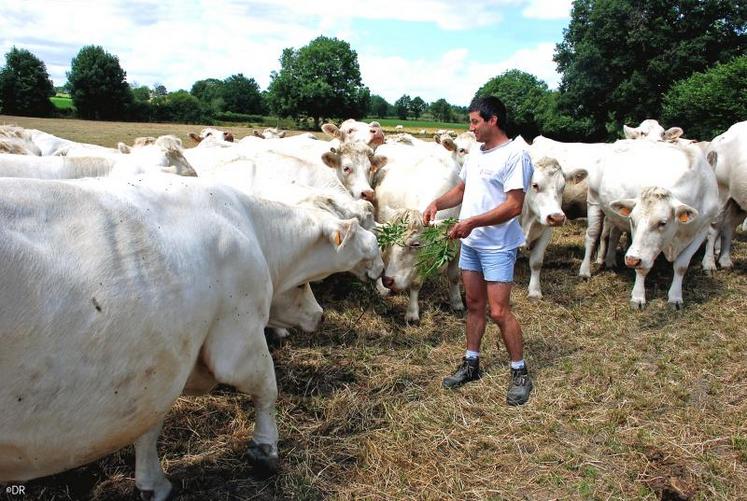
[365,116,469,132]
[50,95,73,110]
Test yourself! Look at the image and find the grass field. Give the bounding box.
[363,116,469,132]
[50,95,74,110]
[1,116,746,500]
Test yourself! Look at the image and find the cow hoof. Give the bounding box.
[527,292,542,301]
[405,316,420,325]
[630,300,646,310]
[139,484,174,501]
[668,301,683,311]
[247,440,280,475]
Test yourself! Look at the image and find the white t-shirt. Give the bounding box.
[458,138,534,250]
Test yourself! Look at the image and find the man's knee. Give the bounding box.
[488,305,510,324]
[465,296,486,313]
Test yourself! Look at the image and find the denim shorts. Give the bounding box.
[459,244,518,283]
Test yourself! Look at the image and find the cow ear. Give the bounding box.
[117,142,131,154]
[324,219,356,249]
[322,123,343,140]
[369,154,388,173]
[706,151,718,169]
[321,150,340,169]
[189,133,202,143]
[433,134,441,144]
[440,137,456,152]
[609,199,637,218]
[623,125,639,139]
[664,127,683,141]
[675,204,698,224]
[224,132,234,142]
[253,130,264,138]
[565,168,588,184]
[279,130,286,138]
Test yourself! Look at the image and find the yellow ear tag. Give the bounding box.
[335,231,342,246]
[619,207,631,216]
[678,212,689,223]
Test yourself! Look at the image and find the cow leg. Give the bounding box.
[630,267,650,309]
[717,199,745,269]
[580,203,603,277]
[206,321,279,473]
[527,228,552,300]
[596,217,610,266]
[668,228,710,309]
[604,225,623,269]
[134,419,172,501]
[701,223,719,274]
[447,255,464,312]
[405,286,421,324]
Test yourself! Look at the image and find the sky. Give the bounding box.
[0,0,573,106]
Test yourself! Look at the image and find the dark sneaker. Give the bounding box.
[442,357,482,389]
[507,367,533,405]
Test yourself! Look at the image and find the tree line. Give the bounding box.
[1,0,745,141]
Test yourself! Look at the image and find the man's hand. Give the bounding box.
[422,201,439,226]
[448,218,475,239]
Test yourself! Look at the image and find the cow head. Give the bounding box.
[269,283,323,332]
[322,119,385,148]
[321,217,384,281]
[525,157,585,227]
[125,135,197,177]
[610,186,698,269]
[381,209,427,292]
[321,142,387,202]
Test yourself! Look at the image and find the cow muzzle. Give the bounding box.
[546,213,566,226]
[624,255,642,268]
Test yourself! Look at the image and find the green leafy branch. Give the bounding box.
[415,217,458,279]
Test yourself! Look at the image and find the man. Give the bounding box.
[423,96,534,405]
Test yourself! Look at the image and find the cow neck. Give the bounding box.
[246,200,340,296]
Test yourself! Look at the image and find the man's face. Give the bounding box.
[468,111,494,143]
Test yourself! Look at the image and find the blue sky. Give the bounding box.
[0,0,572,106]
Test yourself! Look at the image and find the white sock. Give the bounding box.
[510,359,526,370]
[465,350,480,360]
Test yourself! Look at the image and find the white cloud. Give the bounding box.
[360,43,560,105]
[522,0,572,20]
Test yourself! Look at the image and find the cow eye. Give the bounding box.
[658,220,668,229]
[407,241,421,249]
[459,148,466,154]
[532,183,540,191]
[343,166,352,174]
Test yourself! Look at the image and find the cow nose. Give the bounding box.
[546,213,566,226]
[382,276,394,289]
[625,255,641,268]
[361,190,376,202]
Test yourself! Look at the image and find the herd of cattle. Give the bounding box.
[0,116,745,499]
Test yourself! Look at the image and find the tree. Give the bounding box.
[191,78,225,112]
[554,0,747,139]
[267,36,370,129]
[662,55,747,140]
[67,45,133,120]
[394,94,411,120]
[429,98,452,122]
[222,73,265,114]
[152,83,167,97]
[0,47,55,117]
[131,85,151,102]
[474,70,550,140]
[151,90,210,124]
[369,94,390,118]
[410,96,426,119]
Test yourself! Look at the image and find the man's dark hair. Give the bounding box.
[469,95,508,132]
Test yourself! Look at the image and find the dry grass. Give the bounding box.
[3,116,746,500]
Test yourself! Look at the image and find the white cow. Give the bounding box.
[0,135,197,179]
[520,157,587,299]
[623,119,684,142]
[253,127,287,139]
[373,142,464,322]
[188,127,235,144]
[0,175,383,499]
[322,119,385,148]
[702,121,747,271]
[0,136,41,155]
[587,141,719,308]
